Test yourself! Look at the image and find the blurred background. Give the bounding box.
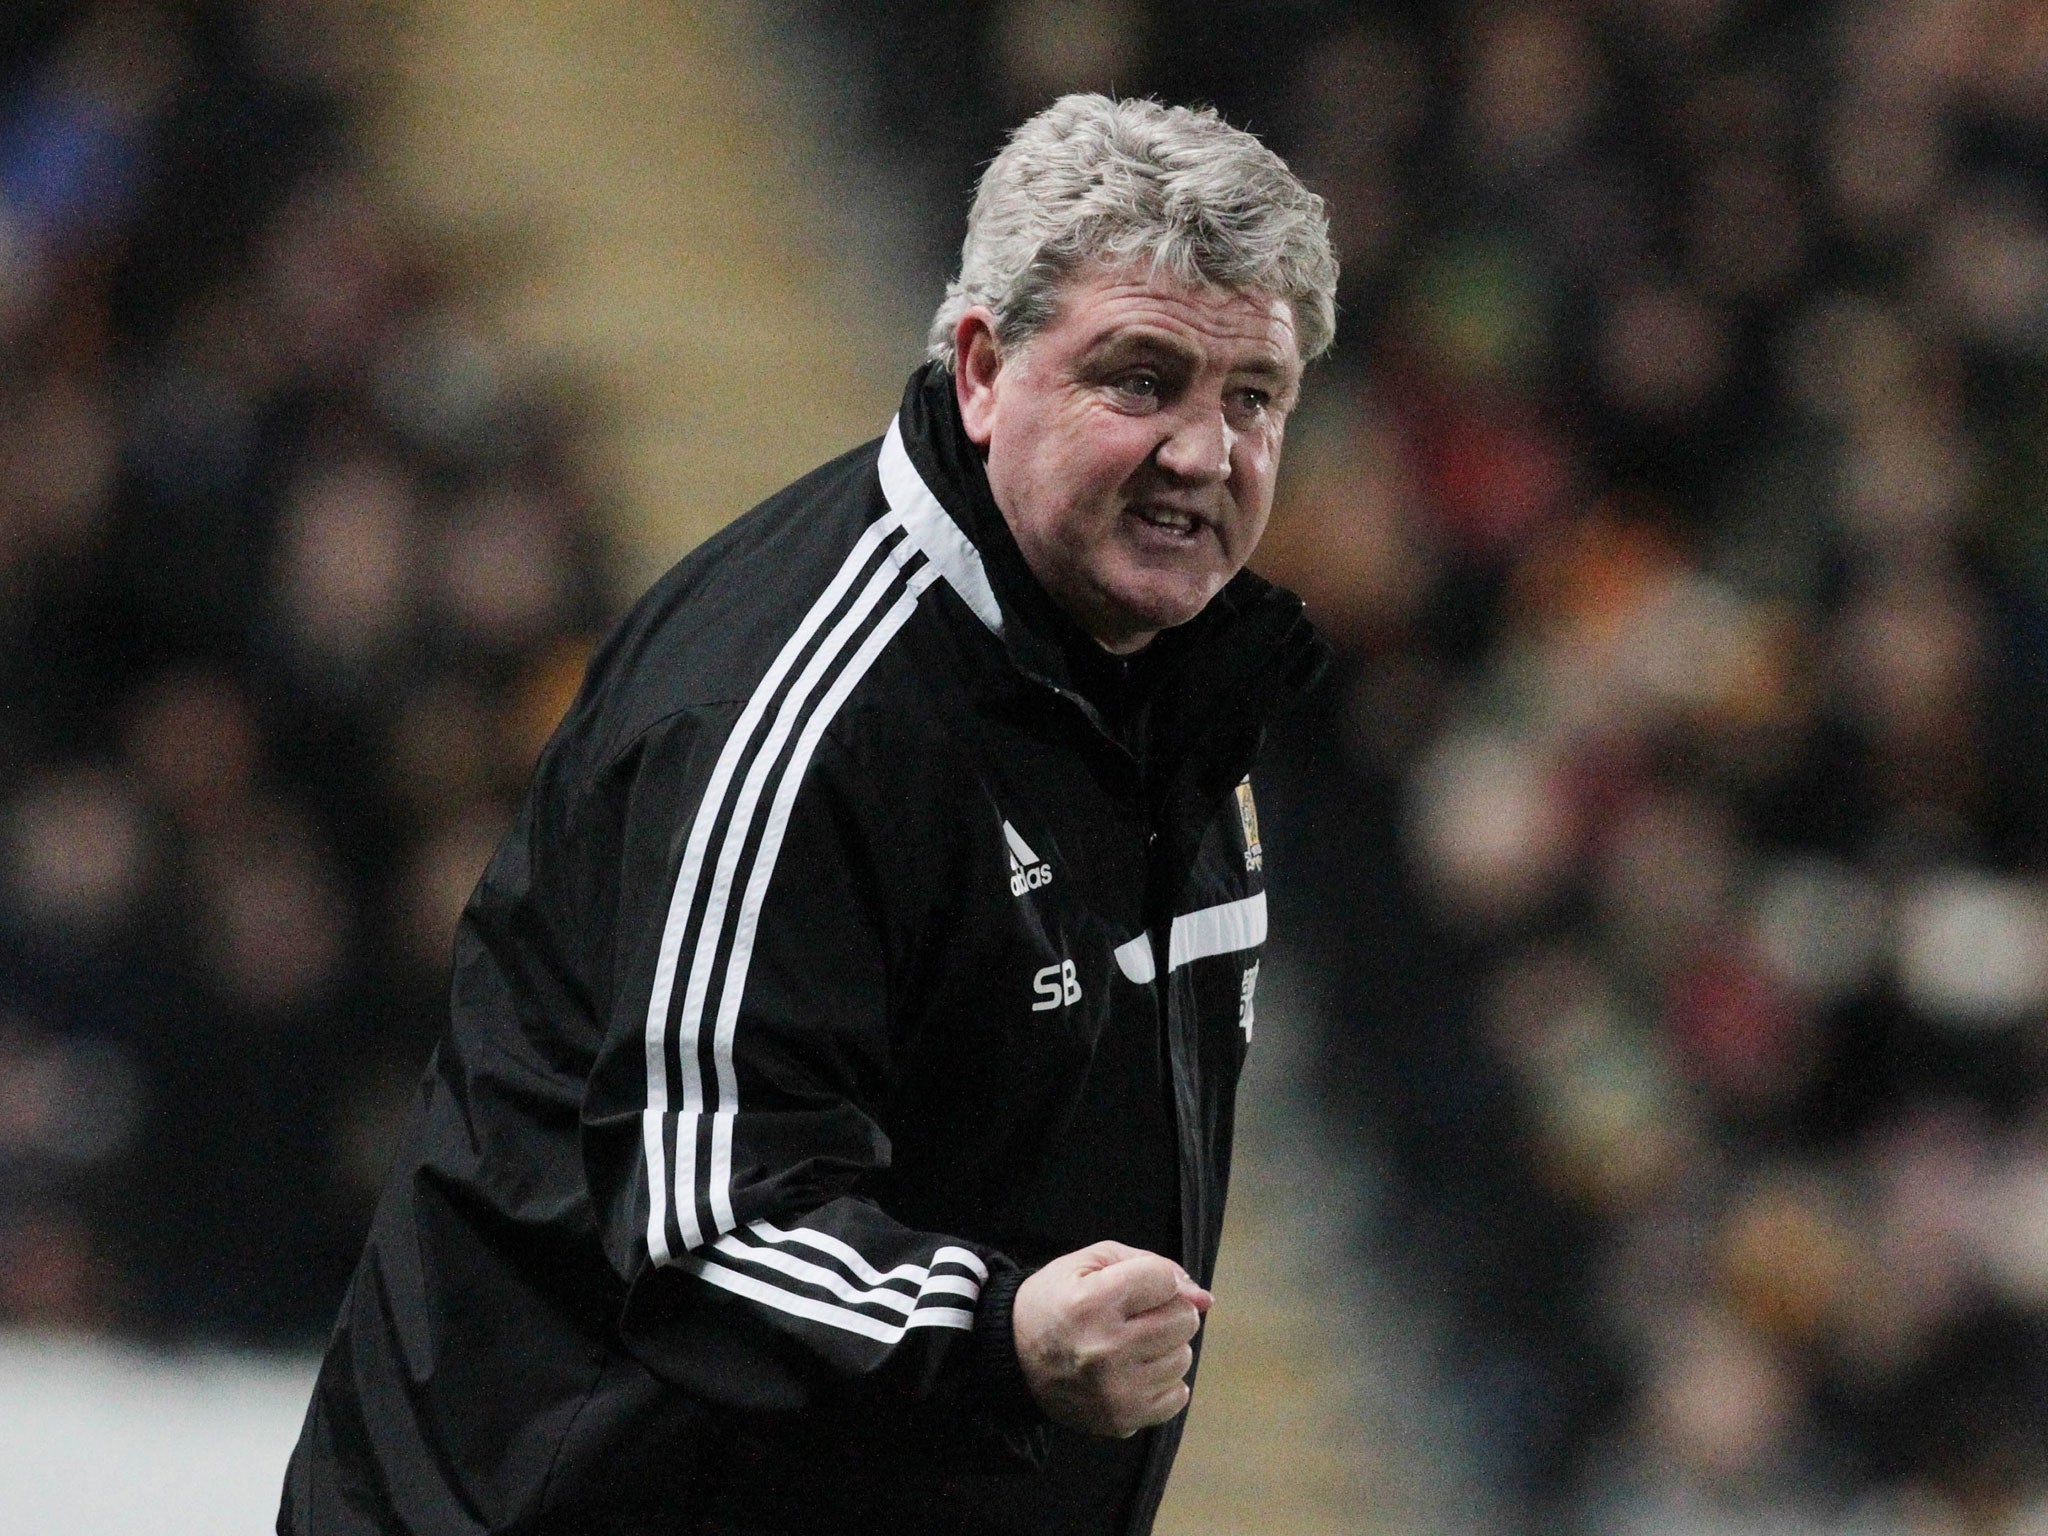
[1,0,2046,1531]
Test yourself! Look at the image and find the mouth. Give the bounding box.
[1128,503,1207,541]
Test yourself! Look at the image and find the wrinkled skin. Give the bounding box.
[954,263,1303,654]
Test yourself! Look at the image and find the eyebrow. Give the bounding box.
[1076,329,1298,383]
[1230,356,1296,385]
[1076,330,1198,371]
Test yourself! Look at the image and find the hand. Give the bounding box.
[1011,1240,1213,1438]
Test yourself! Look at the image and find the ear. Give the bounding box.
[953,307,1003,448]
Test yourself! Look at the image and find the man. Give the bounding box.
[282,93,1336,1535]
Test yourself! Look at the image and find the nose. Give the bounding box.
[1151,401,1232,486]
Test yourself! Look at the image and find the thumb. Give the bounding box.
[1066,1240,1147,1279]
[1090,1252,1187,1317]
[1178,1273,1214,1315]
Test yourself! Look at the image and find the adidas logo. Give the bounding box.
[1004,820,1052,897]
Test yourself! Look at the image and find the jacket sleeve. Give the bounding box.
[576,702,1038,1431]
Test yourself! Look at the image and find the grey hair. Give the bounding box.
[927,94,1338,369]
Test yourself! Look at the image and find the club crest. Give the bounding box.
[1236,778,1262,873]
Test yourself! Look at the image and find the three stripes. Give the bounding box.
[638,420,997,1342]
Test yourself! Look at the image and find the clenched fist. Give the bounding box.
[1011,1241,1213,1438]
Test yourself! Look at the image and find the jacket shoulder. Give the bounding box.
[560,437,890,773]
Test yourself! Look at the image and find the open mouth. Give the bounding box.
[1130,504,1204,539]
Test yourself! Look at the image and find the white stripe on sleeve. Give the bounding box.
[643,408,1025,1296]
[1113,934,1156,985]
[747,1221,990,1287]
[697,560,930,1237]
[640,514,905,1264]
[1114,891,1269,985]
[710,1235,923,1315]
[1167,890,1267,971]
[684,1256,976,1342]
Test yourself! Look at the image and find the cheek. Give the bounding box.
[1001,406,1162,525]
[1229,439,1283,515]
[1073,418,1160,486]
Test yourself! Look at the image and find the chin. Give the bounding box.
[1105,582,1220,639]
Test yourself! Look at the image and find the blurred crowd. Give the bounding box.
[1256,3,2048,1530]
[820,0,2048,1529]
[0,1,613,1344]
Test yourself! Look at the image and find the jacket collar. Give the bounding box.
[887,361,1110,693]
[881,361,1329,754]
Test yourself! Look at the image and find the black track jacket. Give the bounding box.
[281,366,1327,1534]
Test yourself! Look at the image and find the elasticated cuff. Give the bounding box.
[970,1262,1050,1434]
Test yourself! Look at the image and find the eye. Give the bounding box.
[1111,370,1162,405]
[1226,386,1273,424]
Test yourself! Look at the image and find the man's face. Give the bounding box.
[955,263,1303,653]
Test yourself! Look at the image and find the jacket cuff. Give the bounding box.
[971,1262,1049,1433]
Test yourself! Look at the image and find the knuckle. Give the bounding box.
[1074,1345,1115,1382]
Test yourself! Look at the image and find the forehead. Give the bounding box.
[1039,263,1301,373]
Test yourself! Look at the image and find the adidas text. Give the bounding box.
[1003,819,1052,897]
